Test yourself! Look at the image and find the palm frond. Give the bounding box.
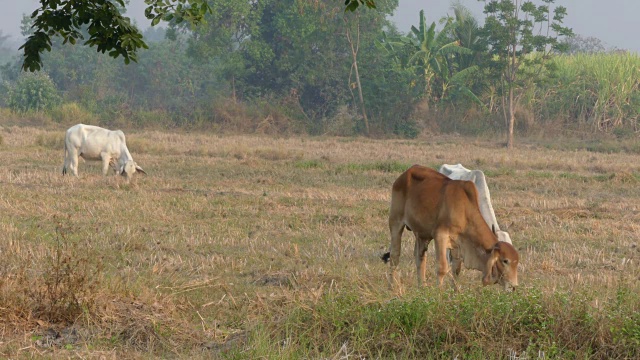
[438,42,473,56]
[408,49,432,65]
[450,65,479,83]
[425,22,437,50]
[455,86,486,108]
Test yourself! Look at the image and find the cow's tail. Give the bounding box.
[62,138,67,175]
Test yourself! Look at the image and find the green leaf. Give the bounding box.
[345,2,358,12]
[200,3,210,16]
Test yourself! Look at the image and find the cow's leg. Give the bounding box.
[100,153,112,176]
[433,228,453,288]
[448,247,462,292]
[65,147,80,177]
[450,247,463,277]
[387,219,405,289]
[414,233,431,287]
[109,158,118,175]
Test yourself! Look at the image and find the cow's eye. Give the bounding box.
[502,259,509,265]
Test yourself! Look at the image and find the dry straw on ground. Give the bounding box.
[0,126,639,358]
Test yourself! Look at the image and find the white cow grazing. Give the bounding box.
[438,164,512,245]
[62,124,146,181]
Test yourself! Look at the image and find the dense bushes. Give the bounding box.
[1,50,637,139]
[4,72,60,112]
[1,1,638,139]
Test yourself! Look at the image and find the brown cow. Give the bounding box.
[382,165,519,290]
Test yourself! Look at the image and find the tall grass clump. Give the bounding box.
[0,218,103,325]
[249,287,640,359]
[35,132,64,149]
[49,102,97,127]
[543,53,640,131]
[33,221,103,323]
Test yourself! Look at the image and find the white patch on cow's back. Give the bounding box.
[439,163,512,244]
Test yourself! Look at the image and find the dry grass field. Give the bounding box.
[1,126,639,359]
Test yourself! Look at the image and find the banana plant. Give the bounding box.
[406,10,472,102]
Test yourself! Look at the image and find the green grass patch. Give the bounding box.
[543,138,640,155]
[294,159,327,169]
[250,287,640,359]
[526,171,554,179]
[484,167,515,177]
[337,161,412,174]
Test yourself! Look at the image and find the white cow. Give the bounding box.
[438,164,512,244]
[62,124,146,181]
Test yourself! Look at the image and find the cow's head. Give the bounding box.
[119,160,146,180]
[482,241,519,291]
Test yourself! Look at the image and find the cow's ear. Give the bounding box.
[483,249,500,286]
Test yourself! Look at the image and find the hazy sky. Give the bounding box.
[391,0,640,52]
[1,0,638,53]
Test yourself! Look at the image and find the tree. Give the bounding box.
[178,0,257,102]
[20,0,374,72]
[185,0,396,131]
[0,31,10,51]
[0,30,14,68]
[344,0,377,11]
[381,10,471,104]
[479,0,572,148]
[142,27,168,43]
[20,0,210,71]
[344,12,370,135]
[445,3,488,71]
[437,3,488,106]
[5,72,61,112]
[561,34,606,54]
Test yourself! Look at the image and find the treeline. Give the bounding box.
[0,1,638,138]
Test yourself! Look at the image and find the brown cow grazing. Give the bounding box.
[382,165,519,291]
